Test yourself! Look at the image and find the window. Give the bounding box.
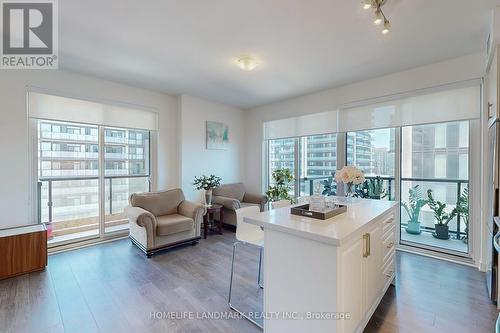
[299,134,337,196]
[401,121,469,253]
[37,120,151,245]
[268,138,297,196]
[267,134,338,197]
[346,128,396,200]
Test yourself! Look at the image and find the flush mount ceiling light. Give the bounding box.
[237,57,259,71]
[361,0,391,35]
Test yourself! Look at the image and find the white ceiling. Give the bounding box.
[60,0,496,109]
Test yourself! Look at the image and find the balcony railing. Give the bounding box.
[401,177,468,241]
[299,175,468,241]
[37,175,150,242]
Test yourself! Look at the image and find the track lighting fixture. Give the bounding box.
[361,0,391,35]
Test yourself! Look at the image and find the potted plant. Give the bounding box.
[427,189,458,240]
[320,173,337,196]
[401,185,427,235]
[193,174,222,206]
[355,176,388,200]
[455,187,469,243]
[266,168,295,203]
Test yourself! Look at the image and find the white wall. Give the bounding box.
[244,52,486,194]
[179,95,245,201]
[0,70,179,228]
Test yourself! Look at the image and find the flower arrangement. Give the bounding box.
[193,174,222,206]
[334,166,365,197]
[193,174,222,191]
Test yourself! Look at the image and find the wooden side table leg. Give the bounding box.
[219,208,223,235]
[203,214,208,239]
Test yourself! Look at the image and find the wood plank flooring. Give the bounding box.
[0,231,497,333]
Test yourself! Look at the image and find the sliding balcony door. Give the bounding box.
[400,121,469,255]
[104,127,150,234]
[37,120,151,246]
[38,121,101,244]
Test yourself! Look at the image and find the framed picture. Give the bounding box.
[206,121,229,150]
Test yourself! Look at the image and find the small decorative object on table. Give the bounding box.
[193,174,222,207]
[334,166,365,199]
[309,182,326,211]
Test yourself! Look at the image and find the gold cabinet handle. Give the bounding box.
[386,242,394,249]
[363,233,370,258]
[385,218,394,224]
[385,270,394,278]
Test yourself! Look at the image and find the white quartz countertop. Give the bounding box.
[244,198,397,246]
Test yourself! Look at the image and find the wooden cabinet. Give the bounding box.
[256,201,397,333]
[339,237,364,333]
[0,224,47,280]
[338,212,395,333]
[362,222,383,314]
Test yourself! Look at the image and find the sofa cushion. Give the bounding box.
[213,183,245,201]
[156,214,194,236]
[130,188,185,217]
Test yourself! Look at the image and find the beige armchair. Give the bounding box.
[125,188,206,257]
[212,183,267,226]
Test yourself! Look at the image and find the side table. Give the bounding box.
[203,204,224,239]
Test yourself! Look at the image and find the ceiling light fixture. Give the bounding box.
[373,9,383,25]
[381,20,390,34]
[361,0,391,35]
[237,57,259,71]
[361,0,372,10]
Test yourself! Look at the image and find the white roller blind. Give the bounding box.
[29,91,158,131]
[263,110,338,140]
[338,86,480,132]
[263,85,480,139]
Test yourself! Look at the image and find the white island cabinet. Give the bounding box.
[244,198,397,333]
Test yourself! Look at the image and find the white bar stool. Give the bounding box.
[228,206,263,329]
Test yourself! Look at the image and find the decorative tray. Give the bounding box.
[290,204,347,220]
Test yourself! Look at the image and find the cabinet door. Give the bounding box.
[339,238,364,333]
[363,222,383,314]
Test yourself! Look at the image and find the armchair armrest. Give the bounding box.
[125,206,156,248]
[243,192,268,212]
[178,200,206,222]
[212,195,241,210]
[125,205,157,234]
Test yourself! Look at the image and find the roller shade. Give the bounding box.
[338,86,480,132]
[263,85,480,139]
[263,110,339,140]
[28,91,158,131]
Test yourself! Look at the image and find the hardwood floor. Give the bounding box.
[0,231,497,333]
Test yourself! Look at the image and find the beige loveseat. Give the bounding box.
[212,183,267,226]
[125,188,206,257]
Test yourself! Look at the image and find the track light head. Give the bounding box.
[381,20,390,34]
[373,9,383,25]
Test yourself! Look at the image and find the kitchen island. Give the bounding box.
[244,198,398,333]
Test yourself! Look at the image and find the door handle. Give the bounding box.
[363,233,371,258]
